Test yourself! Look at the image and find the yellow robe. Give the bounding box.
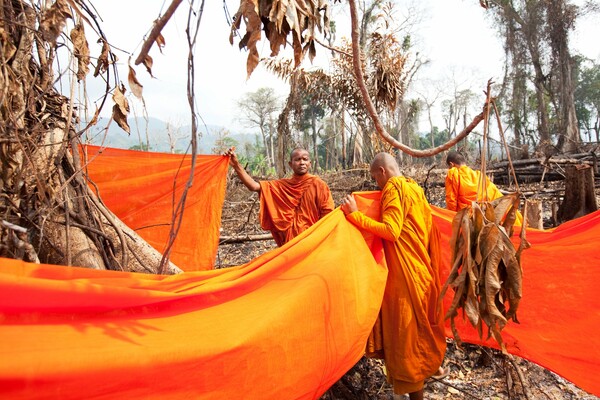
[347,176,446,394]
[445,165,504,212]
[259,174,335,246]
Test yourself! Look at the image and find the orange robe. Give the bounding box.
[445,165,504,211]
[259,174,334,246]
[347,176,446,394]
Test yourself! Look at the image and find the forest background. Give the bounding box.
[84,0,600,176]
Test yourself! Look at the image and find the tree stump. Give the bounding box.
[525,199,544,230]
[556,165,598,223]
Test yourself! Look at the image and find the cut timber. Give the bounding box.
[556,164,598,224]
[219,233,273,244]
[525,199,544,230]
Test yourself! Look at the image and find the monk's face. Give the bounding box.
[289,150,311,176]
[370,165,388,189]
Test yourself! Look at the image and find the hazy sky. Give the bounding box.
[86,0,600,134]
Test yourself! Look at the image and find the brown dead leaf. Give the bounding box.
[70,24,90,82]
[112,84,130,133]
[0,28,16,61]
[128,66,143,99]
[443,194,527,351]
[40,0,72,43]
[88,106,100,126]
[156,33,166,53]
[141,54,154,77]
[112,104,130,134]
[94,39,110,77]
[229,0,331,78]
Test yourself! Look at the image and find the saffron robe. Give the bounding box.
[445,165,504,211]
[347,176,446,394]
[259,174,334,246]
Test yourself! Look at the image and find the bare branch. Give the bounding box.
[134,0,184,67]
[348,0,484,158]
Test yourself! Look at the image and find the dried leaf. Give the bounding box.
[70,24,90,82]
[94,39,110,77]
[442,194,527,350]
[112,84,129,115]
[40,0,72,43]
[112,104,130,134]
[88,106,100,126]
[142,54,154,77]
[155,33,166,53]
[0,28,17,61]
[229,0,331,78]
[128,66,143,99]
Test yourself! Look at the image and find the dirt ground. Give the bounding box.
[216,164,599,400]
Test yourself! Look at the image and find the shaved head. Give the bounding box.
[371,152,400,174]
[446,151,466,167]
[290,147,309,161]
[370,152,401,189]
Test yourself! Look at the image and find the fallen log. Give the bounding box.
[219,233,273,244]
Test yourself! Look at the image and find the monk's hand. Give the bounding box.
[224,147,238,166]
[341,194,358,215]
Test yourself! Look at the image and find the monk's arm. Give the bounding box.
[346,195,403,242]
[227,150,260,192]
[319,184,335,218]
[445,170,458,211]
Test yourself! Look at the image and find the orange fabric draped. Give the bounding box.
[0,210,387,399]
[347,179,446,394]
[259,174,334,246]
[0,169,599,398]
[82,145,229,271]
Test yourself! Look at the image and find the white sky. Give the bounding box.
[85,0,600,134]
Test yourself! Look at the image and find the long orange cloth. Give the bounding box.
[0,188,599,397]
[0,210,387,399]
[445,165,504,211]
[82,145,229,271]
[347,179,446,394]
[259,174,335,246]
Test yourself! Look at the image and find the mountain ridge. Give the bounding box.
[83,116,258,154]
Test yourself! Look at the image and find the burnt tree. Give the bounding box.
[556,164,598,223]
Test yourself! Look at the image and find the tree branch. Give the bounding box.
[348,0,485,158]
[134,0,184,66]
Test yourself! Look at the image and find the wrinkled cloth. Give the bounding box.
[0,186,599,398]
[346,177,446,394]
[259,174,334,246]
[445,165,504,211]
[83,145,229,271]
[0,210,387,400]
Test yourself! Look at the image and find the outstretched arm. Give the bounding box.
[341,194,402,242]
[225,148,260,192]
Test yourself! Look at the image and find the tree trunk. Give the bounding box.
[311,111,319,171]
[547,1,580,153]
[556,165,598,223]
[525,199,544,230]
[341,108,347,169]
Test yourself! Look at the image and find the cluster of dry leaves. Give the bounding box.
[229,0,332,78]
[441,193,529,353]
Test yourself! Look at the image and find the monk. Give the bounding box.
[341,153,446,400]
[225,147,334,246]
[444,150,505,211]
